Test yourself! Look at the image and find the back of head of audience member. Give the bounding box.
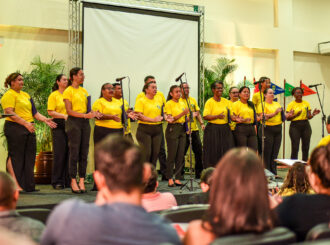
[0,172,18,211]
[280,162,311,194]
[94,135,144,194]
[143,164,158,194]
[204,148,274,237]
[200,167,214,193]
[308,144,330,194]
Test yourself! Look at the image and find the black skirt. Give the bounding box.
[203,123,234,168]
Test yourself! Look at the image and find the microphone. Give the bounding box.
[0,114,14,119]
[116,76,127,82]
[175,72,185,82]
[253,80,263,85]
[308,83,322,88]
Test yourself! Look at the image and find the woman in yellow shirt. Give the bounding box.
[203,81,234,167]
[1,72,56,192]
[286,87,320,161]
[165,85,189,187]
[257,88,286,175]
[135,81,164,167]
[231,86,258,151]
[63,67,99,193]
[47,74,69,190]
[228,86,239,133]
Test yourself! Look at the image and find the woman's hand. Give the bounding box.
[44,118,57,129]
[24,122,35,133]
[312,108,320,116]
[182,108,189,116]
[112,115,121,122]
[275,107,282,114]
[154,115,164,122]
[217,112,225,119]
[294,110,302,117]
[128,111,138,120]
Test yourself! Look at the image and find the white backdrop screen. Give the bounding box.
[82,2,200,106]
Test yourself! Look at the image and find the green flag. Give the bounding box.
[284,82,295,97]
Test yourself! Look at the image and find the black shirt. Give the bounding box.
[275,193,330,241]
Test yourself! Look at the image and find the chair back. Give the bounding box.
[159,204,209,223]
[17,208,51,224]
[306,223,330,241]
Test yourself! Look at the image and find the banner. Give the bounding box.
[284,82,295,97]
[300,82,316,96]
[270,82,285,95]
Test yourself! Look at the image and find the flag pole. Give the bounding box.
[283,79,286,158]
[244,76,246,86]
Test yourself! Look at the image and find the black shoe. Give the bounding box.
[174,181,183,186]
[168,183,175,187]
[53,184,64,190]
[80,189,87,194]
[71,188,81,194]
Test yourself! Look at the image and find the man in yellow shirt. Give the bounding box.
[318,115,330,147]
[135,76,167,180]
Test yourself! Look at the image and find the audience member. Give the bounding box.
[276,144,330,241]
[0,172,45,243]
[278,162,314,196]
[142,164,177,212]
[41,135,181,245]
[184,148,274,245]
[0,227,36,245]
[187,167,214,204]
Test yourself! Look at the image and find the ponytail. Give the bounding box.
[167,85,179,101]
[4,73,21,88]
[52,74,64,92]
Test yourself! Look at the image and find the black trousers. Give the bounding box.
[65,116,90,179]
[136,124,162,166]
[234,124,258,152]
[4,121,36,191]
[165,124,186,180]
[51,119,70,187]
[94,125,123,145]
[182,130,203,177]
[203,123,235,168]
[256,122,262,155]
[158,130,167,177]
[289,120,312,161]
[261,124,282,175]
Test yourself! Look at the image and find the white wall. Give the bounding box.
[0,0,329,171]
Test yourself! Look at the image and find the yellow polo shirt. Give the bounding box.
[135,96,163,125]
[286,100,311,121]
[232,100,255,124]
[252,92,264,108]
[203,97,230,124]
[63,86,89,114]
[135,91,166,106]
[47,90,67,115]
[1,89,34,122]
[179,97,200,131]
[112,97,131,134]
[227,100,236,130]
[165,100,187,124]
[257,101,282,126]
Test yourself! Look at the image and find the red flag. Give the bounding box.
[300,82,316,96]
[253,77,259,93]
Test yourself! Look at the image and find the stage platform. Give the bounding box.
[17,175,203,210]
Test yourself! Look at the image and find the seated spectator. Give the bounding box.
[0,172,45,243]
[278,162,314,196]
[276,144,330,241]
[142,164,177,212]
[318,115,330,146]
[187,167,214,204]
[184,148,274,245]
[0,227,35,245]
[41,136,181,245]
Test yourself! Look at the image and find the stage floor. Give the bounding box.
[17,175,203,209]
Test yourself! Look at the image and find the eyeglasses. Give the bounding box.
[231,92,239,94]
[104,87,114,91]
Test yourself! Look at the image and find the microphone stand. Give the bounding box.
[118,78,128,136]
[176,78,195,192]
[313,85,326,137]
[258,83,266,167]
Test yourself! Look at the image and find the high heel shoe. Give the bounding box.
[78,184,87,193]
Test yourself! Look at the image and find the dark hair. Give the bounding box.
[112,83,121,88]
[69,67,82,85]
[239,86,255,110]
[4,73,22,88]
[0,172,16,207]
[52,74,64,92]
[327,115,330,124]
[211,81,224,90]
[309,144,330,188]
[203,148,274,237]
[99,83,111,98]
[94,135,144,193]
[144,75,155,83]
[180,82,188,89]
[142,81,156,94]
[143,165,158,193]
[280,162,311,194]
[200,167,215,186]
[229,86,238,94]
[259,76,270,83]
[167,85,179,101]
[291,87,303,96]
